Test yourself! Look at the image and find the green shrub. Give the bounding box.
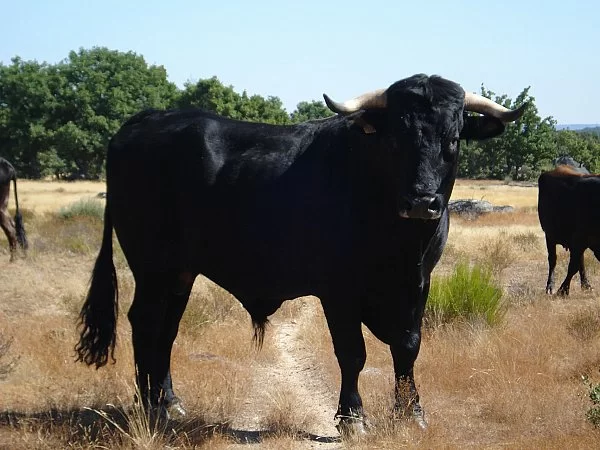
[583,376,600,427]
[426,261,505,327]
[58,197,104,220]
[31,215,103,255]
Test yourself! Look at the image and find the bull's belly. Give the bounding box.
[359,280,427,345]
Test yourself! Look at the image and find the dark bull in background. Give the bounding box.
[76,74,526,435]
[0,157,28,262]
[538,163,600,296]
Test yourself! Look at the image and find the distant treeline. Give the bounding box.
[1,47,599,180]
[580,126,600,137]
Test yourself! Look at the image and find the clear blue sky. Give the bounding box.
[2,0,598,124]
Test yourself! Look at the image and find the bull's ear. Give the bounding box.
[349,113,377,134]
[460,116,506,141]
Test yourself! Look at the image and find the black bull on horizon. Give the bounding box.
[76,74,526,434]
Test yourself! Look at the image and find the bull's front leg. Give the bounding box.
[390,281,428,429]
[390,332,426,429]
[322,300,367,436]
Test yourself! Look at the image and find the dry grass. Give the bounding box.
[1,179,600,448]
[15,180,106,213]
[452,179,538,209]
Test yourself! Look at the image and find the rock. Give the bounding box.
[448,199,513,218]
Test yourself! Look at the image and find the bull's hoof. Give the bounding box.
[556,287,569,296]
[336,416,367,438]
[412,404,427,430]
[393,403,427,429]
[545,287,553,295]
[165,398,187,420]
[582,283,593,291]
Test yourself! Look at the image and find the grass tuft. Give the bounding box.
[179,281,245,337]
[0,331,19,380]
[259,390,312,438]
[512,231,539,251]
[478,231,515,276]
[31,215,103,255]
[58,197,104,220]
[567,309,600,342]
[426,261,505,327]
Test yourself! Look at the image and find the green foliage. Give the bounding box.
[3,46,597,181]
[579,126,600,138]
[177,76,291,124]
[290,100,334,123]
[30,209,103,256]
[426,261,505,327]
[58,197,104,220]
[459,86,556,180]
[0,48,178,179]
[583,376,600,427]
[553,130,600,173]
[0,58,56,177]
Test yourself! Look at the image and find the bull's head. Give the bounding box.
[323,74,527,220]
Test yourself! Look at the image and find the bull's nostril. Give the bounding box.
[428,196,442,213]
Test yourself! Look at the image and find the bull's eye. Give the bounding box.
[443,138,459,162]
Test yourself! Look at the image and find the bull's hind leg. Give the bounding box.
[155,271,195,418]
[0,183,17,262]
[544,237,557,294]
[128,270,194,418]
[579,251,592,291]
[0,208,17,262]
[557,246,584,296]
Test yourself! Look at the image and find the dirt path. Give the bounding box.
[228,297,341,447]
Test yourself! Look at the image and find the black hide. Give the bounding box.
[76,74,522,429]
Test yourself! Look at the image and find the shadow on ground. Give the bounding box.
[0,407,341,446]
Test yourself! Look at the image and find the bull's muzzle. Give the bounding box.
[399,195,443,220]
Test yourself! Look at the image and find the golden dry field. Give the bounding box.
[1,179,600,449]
[14,180,107,213]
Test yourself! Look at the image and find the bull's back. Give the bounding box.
[105,109,354,296]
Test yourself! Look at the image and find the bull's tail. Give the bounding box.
[75,203,119,368]
[11,176,28,250]
[252,316,269,350]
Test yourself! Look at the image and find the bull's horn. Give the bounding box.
[323,88,387,115]
[464,92,527,123]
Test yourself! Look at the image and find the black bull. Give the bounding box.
[0,157,27,261]
[76,74,526,432]
[538,165,600,295]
